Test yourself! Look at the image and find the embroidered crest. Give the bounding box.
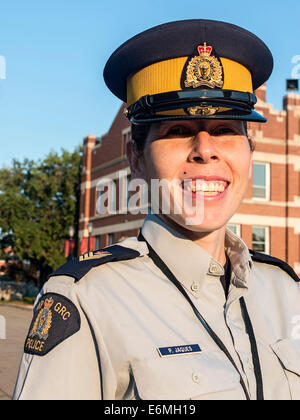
[29,296,54,341]
[185,43,224,90]
[24,293,81,356]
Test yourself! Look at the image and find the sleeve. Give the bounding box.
[12,276,102,400]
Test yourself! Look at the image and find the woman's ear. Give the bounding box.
[126,139,147,180]
[248,135,256,153]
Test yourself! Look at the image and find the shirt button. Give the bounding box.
[192,373,200,383]
[208,263,224,276]
[191,282,199,292]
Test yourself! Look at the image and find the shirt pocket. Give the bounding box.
[131,350,244,400]
[270,339,300,400]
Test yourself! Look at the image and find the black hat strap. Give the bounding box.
[126,89,257,121]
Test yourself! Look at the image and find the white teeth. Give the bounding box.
[209,182,215,191]
[184,180,227,193]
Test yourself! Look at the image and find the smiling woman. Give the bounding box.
[14,19,300,402]
[128,119,253,250]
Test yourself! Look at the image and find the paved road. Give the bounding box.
[0,305,33,400]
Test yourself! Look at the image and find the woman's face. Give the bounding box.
[130,119,253,233]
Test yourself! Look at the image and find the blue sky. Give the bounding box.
[0,0,299,167]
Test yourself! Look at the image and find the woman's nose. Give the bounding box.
[187,131,220,163]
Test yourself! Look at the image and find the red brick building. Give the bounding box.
[78,84,300,275]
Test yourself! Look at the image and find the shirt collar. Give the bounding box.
[141,213,252,294]
[225,227,252,288]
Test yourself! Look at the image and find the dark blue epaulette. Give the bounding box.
[50,245,140,282]
[250,249,299,282]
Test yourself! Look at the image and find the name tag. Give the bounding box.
[157,344,201,357]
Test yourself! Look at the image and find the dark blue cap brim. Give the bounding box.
[130,109,267,125]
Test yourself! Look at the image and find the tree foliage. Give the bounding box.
[0,147,82,285]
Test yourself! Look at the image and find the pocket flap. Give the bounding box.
[271,339,300,376]
[131,351,241,400]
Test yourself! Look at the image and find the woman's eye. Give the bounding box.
[165,126,193,136]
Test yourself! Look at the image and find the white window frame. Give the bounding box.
[252,162,270,202]
[227,224,241,237]
[252,226,270,254]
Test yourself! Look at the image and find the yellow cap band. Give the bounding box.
[127,56,253,106]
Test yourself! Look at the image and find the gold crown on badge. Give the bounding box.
[44,296,54,309]
[185,43,224,89]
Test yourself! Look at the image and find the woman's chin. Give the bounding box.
[166,212,230,234]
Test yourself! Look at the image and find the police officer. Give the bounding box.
[14,20,300,400]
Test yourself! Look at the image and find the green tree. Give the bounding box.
[0,147,82,287]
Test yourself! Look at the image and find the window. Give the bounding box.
[95,235,101,250]
[107,233,114,246]
[252,226,270,254]
[96,188,103,215]
[252,162,270,201]
[227,224,241,237]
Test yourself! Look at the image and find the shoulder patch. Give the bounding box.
[250,249,299,282]
[24,293,81,356]
[50,245,140,282]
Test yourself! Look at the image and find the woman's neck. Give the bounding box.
[158,214,227,266]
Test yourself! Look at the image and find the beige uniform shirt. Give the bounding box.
[13,214,300,400]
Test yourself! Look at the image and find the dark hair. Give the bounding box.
[131,123,151,152]
[131,121,254,153]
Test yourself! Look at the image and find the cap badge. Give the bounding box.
[187,105,219,116]
[185,43,224,89]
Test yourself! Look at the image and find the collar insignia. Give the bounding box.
[79,250,112,262]
[184,43,224,90]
